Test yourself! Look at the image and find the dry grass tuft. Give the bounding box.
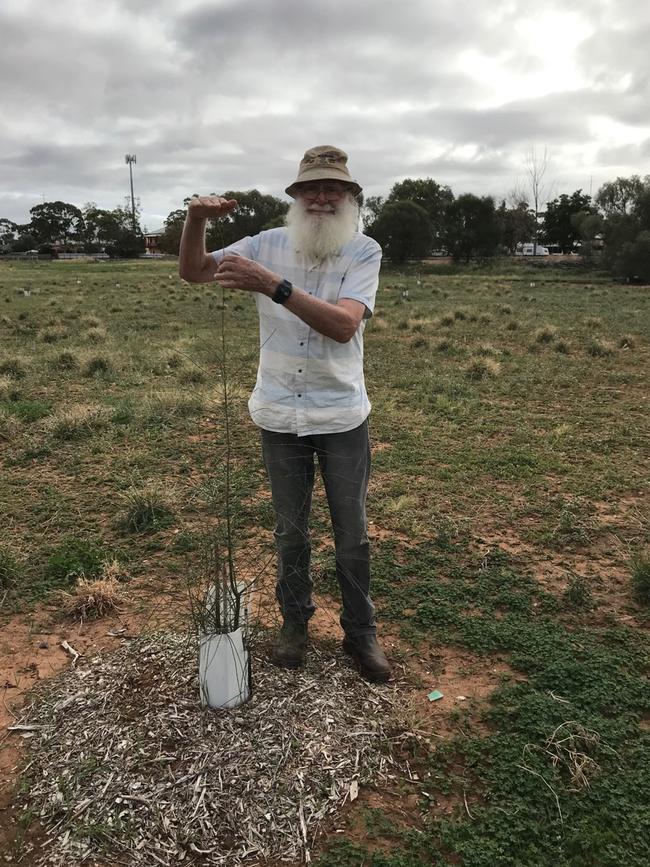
[59,570,127,620]
[118,481,175,532]
[586,338,615,358]
[52,350,80,370]
[534,325,558,344]
[38,325,68,344]
[83,354,113,376]
[83,326,108,343]
[465,356,501,380]
[476,342,501,357]
[0,356,28,379]
[144,389,206,419]
[0,374,16,400]
[0,407,20,441]
[44,404,109,440]
[178,368,207,385]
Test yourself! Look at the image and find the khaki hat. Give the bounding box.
[285,145,362,198]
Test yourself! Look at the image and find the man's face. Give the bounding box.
[286,182,359,259]
[294,181,355,216]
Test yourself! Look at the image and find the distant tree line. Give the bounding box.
[0,201,144,258]
[2,174,649,279]
[363,174,650,281]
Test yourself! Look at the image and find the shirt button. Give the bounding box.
[298,369,302,373]
[298,393,302,398]
[300,342,304,346]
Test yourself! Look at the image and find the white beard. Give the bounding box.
[285,196,359,262]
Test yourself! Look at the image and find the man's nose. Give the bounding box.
[314,188,329,203]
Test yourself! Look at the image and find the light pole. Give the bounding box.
[125,154,137,232]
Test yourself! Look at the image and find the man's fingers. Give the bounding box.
[188,195,238,217]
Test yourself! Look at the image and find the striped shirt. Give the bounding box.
[211,227,382,436]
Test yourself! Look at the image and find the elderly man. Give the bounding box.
[179,146,391,683]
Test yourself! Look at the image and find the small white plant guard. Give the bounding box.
[198,578,252,709]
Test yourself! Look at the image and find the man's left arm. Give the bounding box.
[215,248,380,343]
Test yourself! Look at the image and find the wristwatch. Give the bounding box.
[272,278,293,304]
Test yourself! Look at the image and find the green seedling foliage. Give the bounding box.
[631,554,650,605]
[43,536,108,590]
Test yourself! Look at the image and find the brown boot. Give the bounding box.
[270,622,308,669]
[342,634,392,683]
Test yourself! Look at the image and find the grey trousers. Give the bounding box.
[260,421,376,638]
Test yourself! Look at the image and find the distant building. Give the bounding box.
[143,229,164,255]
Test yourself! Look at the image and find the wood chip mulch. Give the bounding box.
[12,632,406,865]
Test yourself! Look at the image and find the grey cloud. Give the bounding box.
[1,0,649,226]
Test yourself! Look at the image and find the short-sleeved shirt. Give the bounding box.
[211,228,382,436]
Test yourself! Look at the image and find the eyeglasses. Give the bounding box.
[296,182,351,200]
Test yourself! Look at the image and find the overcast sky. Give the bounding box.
[2,0,649,230]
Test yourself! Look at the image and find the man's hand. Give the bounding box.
[187,195,238,221]
[216,255,280,295]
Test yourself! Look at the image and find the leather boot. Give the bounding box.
[270,622,308,669]
[342,634,392,683]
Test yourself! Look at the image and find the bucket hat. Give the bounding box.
[285,145,362,198]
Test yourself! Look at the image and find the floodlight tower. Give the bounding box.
[125,154,137,231]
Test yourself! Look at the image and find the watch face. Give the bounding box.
[273,280,292,304]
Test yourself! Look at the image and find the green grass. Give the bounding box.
[1,258,649,865]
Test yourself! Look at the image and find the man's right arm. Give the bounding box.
[178,196,237,283]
